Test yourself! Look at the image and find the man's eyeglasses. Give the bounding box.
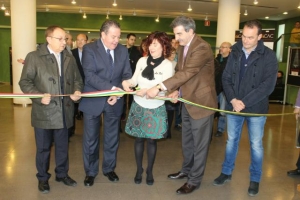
[49,36,68,42]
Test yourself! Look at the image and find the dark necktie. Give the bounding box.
[107,49,114,76]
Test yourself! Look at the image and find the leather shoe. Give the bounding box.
[38,180,50,194]
[287,169,300,175]
[168,171,188,179]
[176,183,198,194]
[55,175,77,186]
[104,171,119,182]
[84,176,95,187]
[248,181,259,196]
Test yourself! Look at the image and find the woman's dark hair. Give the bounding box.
[146,31,172,58]
[139,37,148,56]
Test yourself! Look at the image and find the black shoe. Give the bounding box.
[146,172,154,185]
[76,115,82,120]
[287,169,300,175]
[84,176,95,187]
[134,169,143,184]
[168,171,188,179]
[38,180,50,194]
[213,173,232,185]
[248,181,259,196]
[176,182,198,194]
[174,125,182,131]
[55,175,77,186]
[214,131,223,137]
[104,171,119,182]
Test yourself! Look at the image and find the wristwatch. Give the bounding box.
[156,84,162,92]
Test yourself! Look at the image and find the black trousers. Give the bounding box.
[34,127,69,181]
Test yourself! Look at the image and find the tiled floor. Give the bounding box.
[0,84,300,200]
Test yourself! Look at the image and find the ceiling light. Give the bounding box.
[187,2,192,12]
[133,9,136,16]
[265,16,269,19]
[253,0,258,5]
[119,14,122,20]
[283,11,288,14]
[5,9,10,16]
[244,9,248,16]
[79,8,83,13]
[83,12,87,19]
[107,10,110,15]
[1,4,6,10]
[112,0,117,7]
[155,15,159,22]
[71,0,76,5]
[45,6,49,12]
[106,14,109,19]
[298,2,300,9]
[205,16,208,21]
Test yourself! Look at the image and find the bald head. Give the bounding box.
[76,34,88,50]
[219,42,231,58]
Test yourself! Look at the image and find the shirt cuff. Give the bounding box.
[160,83,167,91]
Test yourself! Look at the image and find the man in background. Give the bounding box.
[121,33,142,121]
[214,42,231,137]
[71,33,88,121]
[65,32,73,54]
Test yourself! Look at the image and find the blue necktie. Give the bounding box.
[107,49,114,76]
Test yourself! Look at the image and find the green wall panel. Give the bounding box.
[0,29,11,82]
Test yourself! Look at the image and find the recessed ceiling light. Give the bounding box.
[253,0,258,5]
[283,12,288,14]
[265,16,269,19]
[71,0,76,5]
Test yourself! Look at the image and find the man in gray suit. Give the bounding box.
[79,20,132,187]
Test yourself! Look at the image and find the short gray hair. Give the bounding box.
[170,16,196,33]
[100,20,120,35]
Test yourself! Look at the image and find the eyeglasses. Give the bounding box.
[49,36,68,42]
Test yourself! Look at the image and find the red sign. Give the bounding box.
[204,20,210,26]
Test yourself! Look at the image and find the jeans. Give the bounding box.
[217,92,226,133]
[221,114,266,182]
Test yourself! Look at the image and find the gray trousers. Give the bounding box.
[181,104,214,186]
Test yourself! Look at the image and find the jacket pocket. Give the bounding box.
[195,86,212,99]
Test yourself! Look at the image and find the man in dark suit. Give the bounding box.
[146,16,217,194]
[79,20,132,187]
[71,33,88,122]
[121,33,142,121]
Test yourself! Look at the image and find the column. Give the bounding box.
[11,0,36,105]
[216,0,240,54]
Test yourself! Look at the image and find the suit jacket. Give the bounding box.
[163,35,217,120]
[79,39,132,116]
[71,48,85,83]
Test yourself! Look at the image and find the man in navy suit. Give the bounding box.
[79,20,132,187]
[70,33,87,123]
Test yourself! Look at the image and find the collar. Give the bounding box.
[47,45,61,56]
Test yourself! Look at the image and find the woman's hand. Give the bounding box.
[136,88,148,97]
[122,80,133,92]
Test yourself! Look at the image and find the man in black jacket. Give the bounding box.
[213,20,278,197]
[214,42,231,137]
